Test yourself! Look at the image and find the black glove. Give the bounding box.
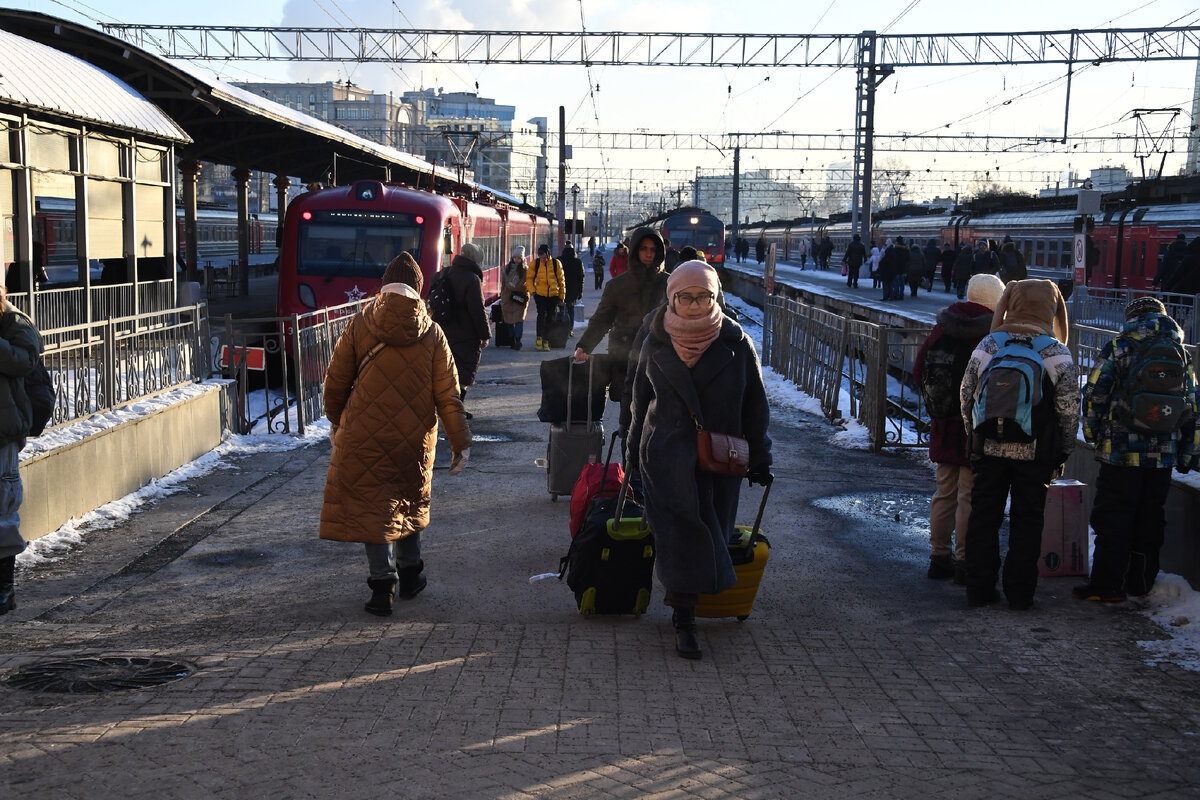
[746,465,773,487]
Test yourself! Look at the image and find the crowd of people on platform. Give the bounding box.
[313,229,770,662]
[914,276,1199,610]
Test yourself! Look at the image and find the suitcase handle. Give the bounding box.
[613,458,634,523]
[599,430,620,489]
[750,475,772,536]
[564,356,596,428]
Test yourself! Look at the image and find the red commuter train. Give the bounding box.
[277,180,555,317]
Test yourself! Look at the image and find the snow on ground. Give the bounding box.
[14,294,1200,672]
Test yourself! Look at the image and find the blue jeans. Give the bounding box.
[0,441,25,559]
[364,536,422,581]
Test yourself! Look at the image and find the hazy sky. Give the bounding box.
[7,0,1200,202]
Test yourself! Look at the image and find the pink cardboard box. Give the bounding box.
[1039,479,1089,578]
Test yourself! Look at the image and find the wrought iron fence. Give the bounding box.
[206,299,369,436]
[38,304,208,432]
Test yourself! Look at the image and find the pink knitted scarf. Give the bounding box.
[663,304,722,367]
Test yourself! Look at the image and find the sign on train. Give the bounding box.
[219,345,266,371]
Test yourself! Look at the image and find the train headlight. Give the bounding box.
[298,283,317,310]
[689,217,699,225]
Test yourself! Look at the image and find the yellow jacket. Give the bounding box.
[526,256,565,301]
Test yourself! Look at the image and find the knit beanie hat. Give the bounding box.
[965,274,1005,311]
[666,260,721,301]
[381,252,423,294]
[1125,296,1166,320]
[460,242,484,266]
[511,245,525,260]
[991,279,1069,342]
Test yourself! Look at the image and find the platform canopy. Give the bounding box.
[0,9,465,187]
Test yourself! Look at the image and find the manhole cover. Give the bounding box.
[6,657,194,693]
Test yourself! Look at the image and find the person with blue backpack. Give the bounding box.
[959,279,1078,610]
[1077,296,1199,602]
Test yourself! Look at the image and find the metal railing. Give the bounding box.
[207,299,368,436]
[38,304,209,432]
[7,280,177,341]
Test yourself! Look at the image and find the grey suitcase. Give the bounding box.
[546,358,603,500]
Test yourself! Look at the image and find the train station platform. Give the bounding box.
[2,279,1199,798]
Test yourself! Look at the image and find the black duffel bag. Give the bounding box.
[537,355,611,424]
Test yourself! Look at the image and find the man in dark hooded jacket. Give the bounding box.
[574,227,668,405]
[436,242,490,409]
[1154,233,1188,290]
[560,244,585,334]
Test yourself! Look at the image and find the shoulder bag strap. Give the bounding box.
[356,341,386,377]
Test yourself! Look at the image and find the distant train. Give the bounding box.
[29,197,278,285]
[276,179,555,318]
[746,183,1200,292]
[632,208,726,266]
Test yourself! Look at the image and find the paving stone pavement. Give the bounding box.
[2,292,1199,798]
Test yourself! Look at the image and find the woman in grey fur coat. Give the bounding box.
[627,261,772,659]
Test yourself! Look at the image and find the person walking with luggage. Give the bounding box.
[842,234,866,288]
[561,244,585,336]
[1076,296,1199,602]
[320,254,472,617]
[626,260,772,659]
[573,227,668,406]
[0,283,42,616]
[527,243,565,352]
[500,246,530,351]
[435,243,490,415]
[912,274,1004,585]
[959,279,1078,610]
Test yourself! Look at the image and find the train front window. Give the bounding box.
[296,209,422,278]
[665,224,722,251]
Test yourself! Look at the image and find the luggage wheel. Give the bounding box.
[550,493,559,502]
[737,615,750,622]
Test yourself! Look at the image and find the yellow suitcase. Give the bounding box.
[696,478,772,621]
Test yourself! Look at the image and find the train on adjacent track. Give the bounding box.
[632,208,726,266]
[747,179,1200,292]
[29,198,278,285]
[275,180,556,318]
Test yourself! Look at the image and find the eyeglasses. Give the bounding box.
[673,291,715,308]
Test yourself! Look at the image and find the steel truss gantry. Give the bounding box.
[101,25,1200,68]
[350,127,1184,154]
[104,23,1200,238]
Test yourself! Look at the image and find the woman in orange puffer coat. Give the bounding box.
[320,252,472,616]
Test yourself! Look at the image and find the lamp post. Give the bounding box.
[570,183,580,250]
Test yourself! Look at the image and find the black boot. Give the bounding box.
[364,577,397,616]
[397,561,427,599]
[1,555,17,615]
[672,608,701,660]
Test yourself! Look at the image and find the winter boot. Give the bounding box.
[0,555,15,615]
[397,561,427,599]
[364,577,397,616]
[926,554,955,580]
[672,608,701,660]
